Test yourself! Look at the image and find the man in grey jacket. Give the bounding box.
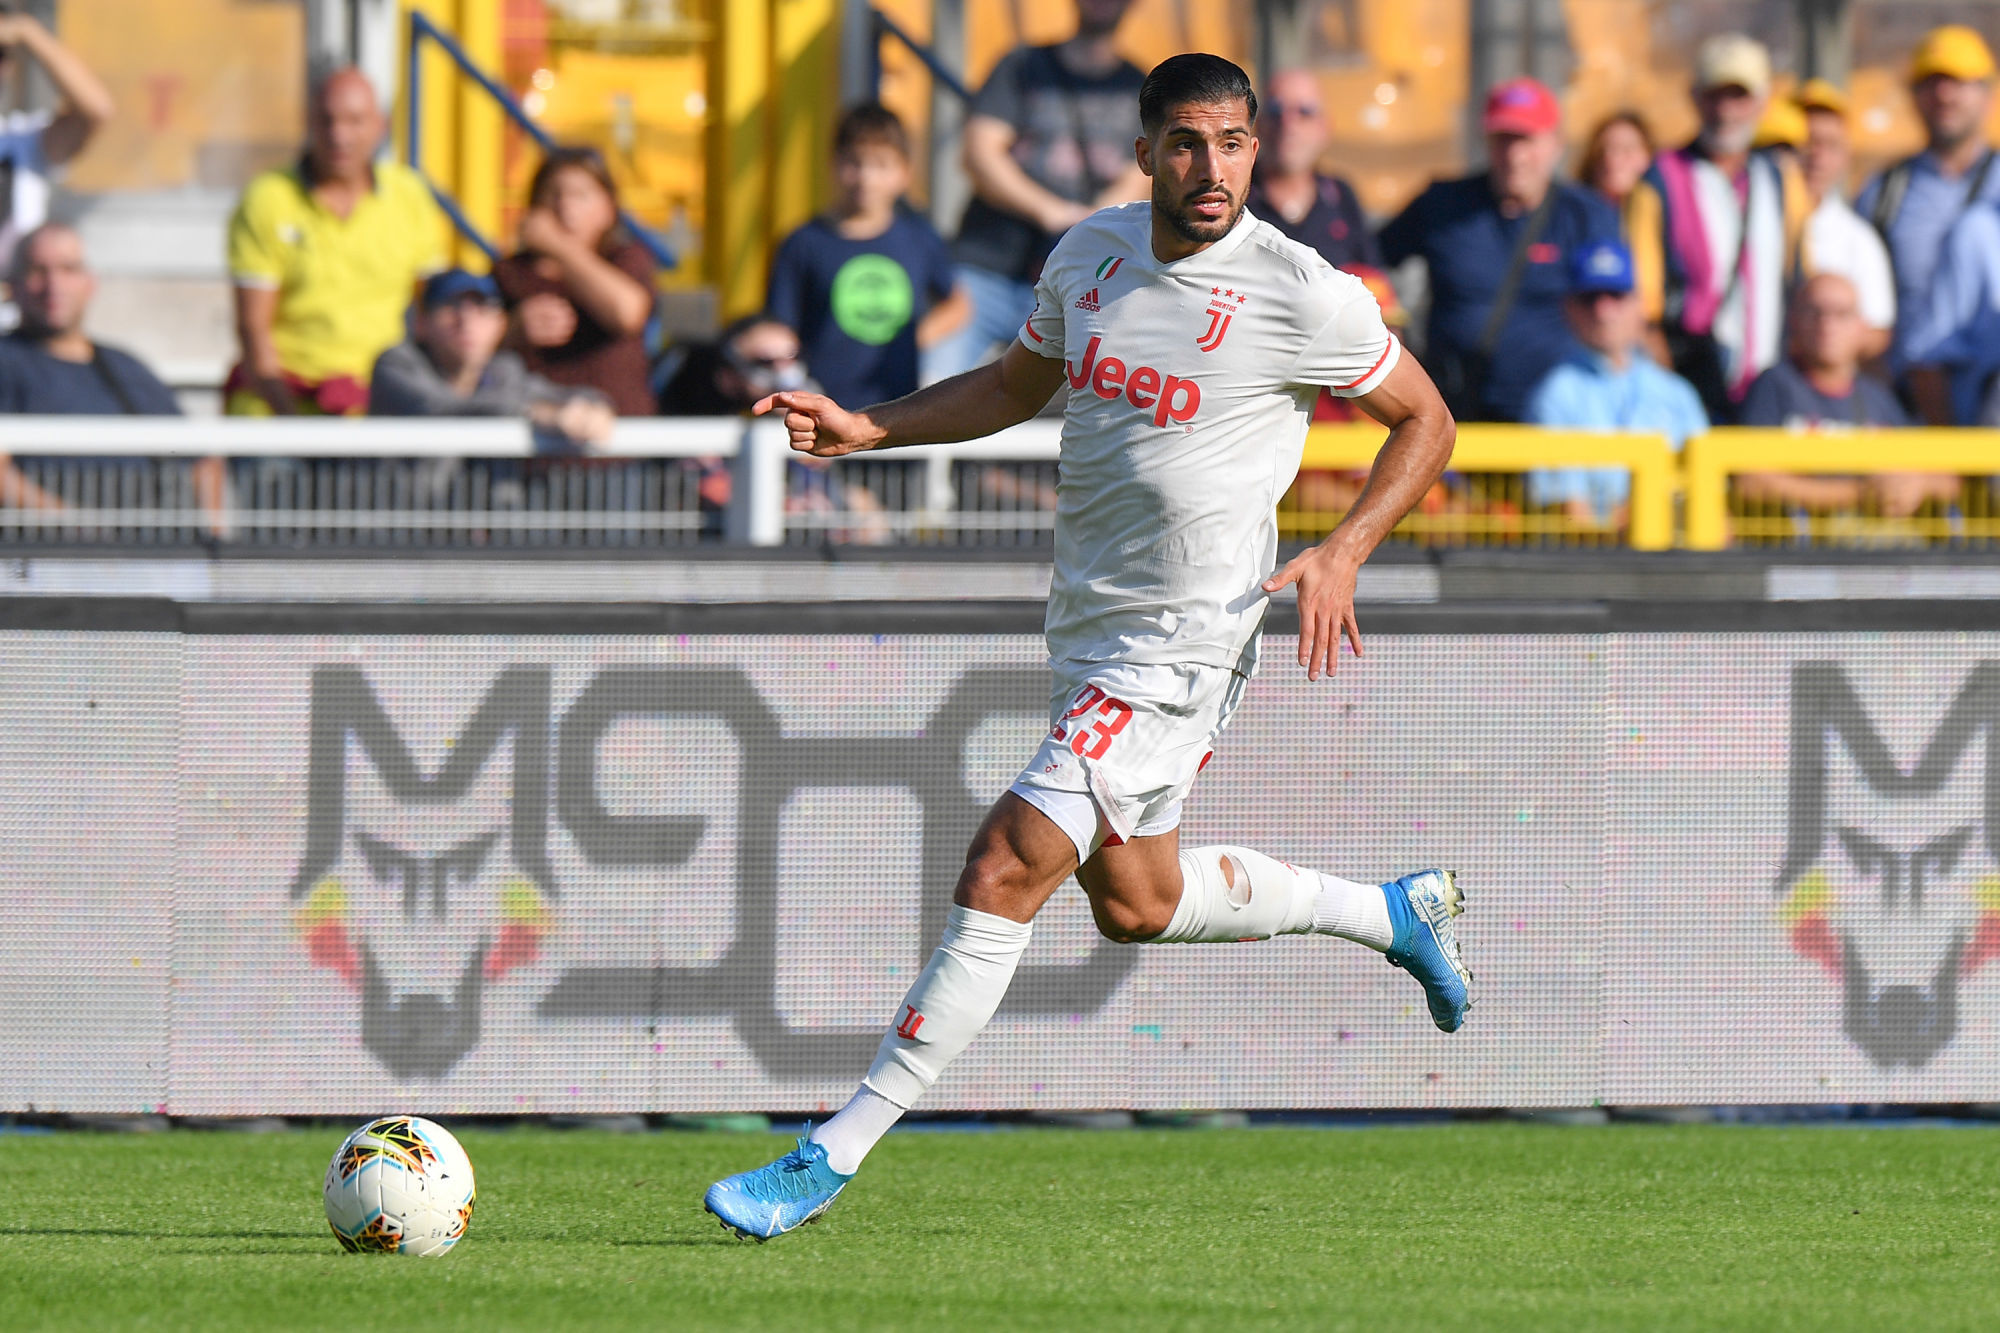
[370,268,614,446]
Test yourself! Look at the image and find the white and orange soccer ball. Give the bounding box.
[322,1116,476,1256]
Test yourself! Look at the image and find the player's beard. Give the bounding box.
[1155,178,1243,246]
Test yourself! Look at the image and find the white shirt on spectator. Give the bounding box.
[1806,194,1896,334]
[0,107,54,274]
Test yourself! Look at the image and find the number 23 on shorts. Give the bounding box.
[1055,684,1133,760]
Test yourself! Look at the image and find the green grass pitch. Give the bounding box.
[4,1123,1998,1330]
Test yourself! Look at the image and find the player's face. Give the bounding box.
[1140,99,1257,248]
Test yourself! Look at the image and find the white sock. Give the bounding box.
[861,904,1033,1112]
[809,1086,905,1176]
[1312,872,1394,951]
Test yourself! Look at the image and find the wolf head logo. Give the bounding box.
[1774,663,2000,1068]
[291,666,555,1080]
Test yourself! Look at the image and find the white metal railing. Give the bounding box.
[0,415,1064,548]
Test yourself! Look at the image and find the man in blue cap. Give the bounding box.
[370,268,613,446]
[1523,237,1708,527]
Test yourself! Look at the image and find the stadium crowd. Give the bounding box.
[4,2,2000,537]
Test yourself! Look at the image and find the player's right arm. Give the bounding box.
[753,340,1066,457]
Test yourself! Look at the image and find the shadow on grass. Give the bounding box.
[0,1226,317,1240]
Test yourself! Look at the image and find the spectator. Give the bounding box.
[1380,76,1619,422]
[226,68,448,415]
[764,104,967,409]
[369,268,613,448]
[0,10,113,275]
[654,317,889,541]
[1579,110,1655,218]
[1857,25,2000,390]
[1524,237,1707,527]
[1793,80,1894,359]
[656,315,806,417]
[1627,34,1811,423]
[494,146,657,418]
[1736,273,1956,518]
[923,0,1148,380]
[0,223,206,524]
[1246,68,1380,270]
[0,223,176,413]
[1895,198,2000,425]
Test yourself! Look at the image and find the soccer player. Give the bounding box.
[705,54,1468,1241]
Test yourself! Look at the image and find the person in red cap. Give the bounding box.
[1379,75,1620,422]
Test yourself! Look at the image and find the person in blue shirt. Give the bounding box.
[1379,77,1620,422]
[1899,199,2000,425]
[764,104,967,409]
[1523,237,1708,526]
[1854,25,2000,400]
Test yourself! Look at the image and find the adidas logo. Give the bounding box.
[1074,288,1100,311]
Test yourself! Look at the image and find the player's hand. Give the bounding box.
[1263,544,1364,682]
[752,391,882,457]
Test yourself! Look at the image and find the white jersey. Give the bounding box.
[1019,202,1400,675]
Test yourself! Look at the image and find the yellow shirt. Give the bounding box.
[227,160,450,382]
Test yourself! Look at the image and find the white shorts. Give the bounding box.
[1009,659,1248,863]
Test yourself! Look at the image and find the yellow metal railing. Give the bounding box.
[1683,428,2000,550]
[1290,424,1678,551]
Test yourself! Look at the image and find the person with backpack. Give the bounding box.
[1625,34,1813,425]
[1378,77,1619,423]
[1857,26,2000,422]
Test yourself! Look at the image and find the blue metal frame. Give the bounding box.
[405,10,676,270]
[870,8,973,103]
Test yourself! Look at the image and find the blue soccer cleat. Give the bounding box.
[703,1134,853,1241]
[1382,869,1472,1032]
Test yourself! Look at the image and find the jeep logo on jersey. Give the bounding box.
[289,663,1136,1081]
[1773,662,2000,1068]
[1064,336,1201,428]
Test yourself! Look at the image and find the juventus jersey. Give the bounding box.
[1019,201,1401,675]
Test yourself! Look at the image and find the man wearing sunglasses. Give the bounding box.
[1245,68,1378,273]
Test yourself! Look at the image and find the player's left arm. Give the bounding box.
[1263,354,1455,681]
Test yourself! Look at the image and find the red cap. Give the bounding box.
[1482,77,1561,135]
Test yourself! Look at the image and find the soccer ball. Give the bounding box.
[323,1116,477,1256]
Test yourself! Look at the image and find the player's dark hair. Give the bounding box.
[834,102,911,160]
[1139,54,1258,135]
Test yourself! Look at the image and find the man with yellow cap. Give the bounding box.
[1855,24,2000,409]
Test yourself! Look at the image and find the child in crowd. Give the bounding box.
[763,103,967,407]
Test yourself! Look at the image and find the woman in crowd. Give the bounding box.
[495,147,658,416]
[1580,111,1655,220]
